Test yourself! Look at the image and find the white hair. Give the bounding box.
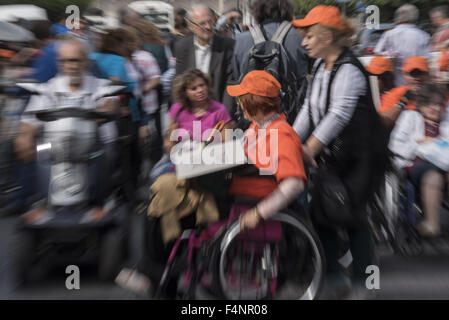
[58,36,89,58]
[186,3,213,21]
[394,4,419,24]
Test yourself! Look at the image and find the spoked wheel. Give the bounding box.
[394,220,423,257]
[217,213,325,300]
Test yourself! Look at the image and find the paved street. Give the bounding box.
[2,212,449,300]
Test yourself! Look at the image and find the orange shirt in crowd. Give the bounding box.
[378,86,416,114]
[229,114,307,199]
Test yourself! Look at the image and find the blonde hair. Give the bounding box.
[299,18,355,48]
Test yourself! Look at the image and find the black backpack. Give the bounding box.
[238,21,306,125]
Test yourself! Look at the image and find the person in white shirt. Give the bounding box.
[389,83,449,237]
[374,4,430,86]
[292,5,388,300]
[14,38,120,221]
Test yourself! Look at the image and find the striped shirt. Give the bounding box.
[131,50,161,114]
[374,24,430,86]
[293,60,366,146]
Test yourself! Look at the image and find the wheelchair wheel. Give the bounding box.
[217,213,325,300]
[394,220,423,257]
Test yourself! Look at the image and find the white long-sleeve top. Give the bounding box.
[293,60,367,147]
[389,110,449,169]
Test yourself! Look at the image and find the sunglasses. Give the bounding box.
[409,69,427,78]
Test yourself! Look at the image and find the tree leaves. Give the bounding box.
[0,0,92,23]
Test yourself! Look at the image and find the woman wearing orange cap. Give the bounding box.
[291,5,388,299]
[226,70,308,231]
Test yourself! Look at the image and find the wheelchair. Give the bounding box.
[153,202,325,300]
[369,162,449,257]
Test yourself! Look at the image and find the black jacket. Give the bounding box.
[173,34,235,115]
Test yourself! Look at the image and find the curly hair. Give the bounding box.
[172,69,214,112]
[251,0,295,24]
[239,93,281,117]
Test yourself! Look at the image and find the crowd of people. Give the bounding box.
[1,0,449,301]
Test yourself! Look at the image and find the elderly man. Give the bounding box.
[173,4,235,115]
[374,4,430,86]
[430,5,449,51]
[14,37,120,220]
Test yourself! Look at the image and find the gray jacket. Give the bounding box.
[232,22,309,84]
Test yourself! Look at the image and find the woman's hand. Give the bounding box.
[239,207,263,232]
[302,145,318,168]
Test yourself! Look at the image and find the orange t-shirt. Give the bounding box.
[229,114,307,199]
[378,86,416,114]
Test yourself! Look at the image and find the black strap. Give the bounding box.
[307,50,373,132]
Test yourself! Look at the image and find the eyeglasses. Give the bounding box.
[186,17,214,29]
[58,58,84,64]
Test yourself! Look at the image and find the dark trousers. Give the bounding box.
[315,221,374,284]
[117,116,141,203]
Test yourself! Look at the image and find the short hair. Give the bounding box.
[239,93,281,117]
[416,83,448,109]
[173,69,214,112]
[430,5,449,19]
[174,7,188,30]
[58,37,89,59]
[32,20,52,40]
[251,0,295,24]
[186,4,213,22]
[394,4,419,24]
[226,8,242,16]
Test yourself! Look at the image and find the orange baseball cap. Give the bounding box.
[227,70,281,98]
[292,5,345,31]
[402,56,429,73]
[366,56,394,75]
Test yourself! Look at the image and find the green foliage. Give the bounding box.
[293,0,449,22]
[0,0,92,22]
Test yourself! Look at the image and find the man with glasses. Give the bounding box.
[173,4,235,115]
[378,56,430,129]
[14,37,120,220]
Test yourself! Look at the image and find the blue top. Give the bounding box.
[30,42,58,83]
[89,53,141,123]
[50,23,70,36]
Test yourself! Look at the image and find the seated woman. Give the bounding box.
[117,69,234,297]
[225,70,308,231]
[151,68,234,180]
[389,83,449,237]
